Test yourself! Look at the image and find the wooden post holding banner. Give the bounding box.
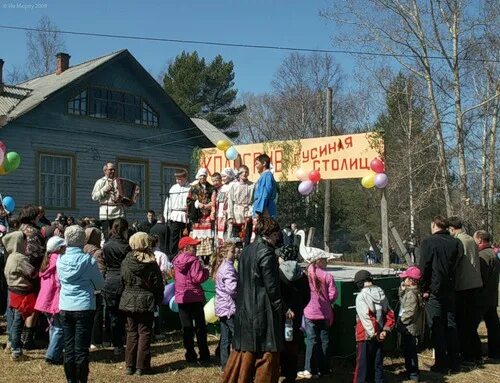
[323,87,333,252]
[381,189,390,268]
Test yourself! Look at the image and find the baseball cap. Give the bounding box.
[178,236,201,249]
[354,269,373,284]
[399,266,422,280]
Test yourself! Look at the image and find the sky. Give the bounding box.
[0,0,354,94]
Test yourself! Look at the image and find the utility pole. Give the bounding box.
[381,189,390,268]
[323,87,333,252]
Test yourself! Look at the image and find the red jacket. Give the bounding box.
[355,285,395,341]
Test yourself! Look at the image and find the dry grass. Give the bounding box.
[0,324,499,382]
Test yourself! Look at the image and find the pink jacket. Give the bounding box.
[303,264,338,326]
[173,251,209,304]
[34,253,60,315]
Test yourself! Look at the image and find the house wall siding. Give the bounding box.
[0,55,204,222]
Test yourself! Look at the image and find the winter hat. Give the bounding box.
[399,266,422,280]
[196,168,208,179]
[46,236,67,253]
[64,225,86,248]
[354,269,373,290]
[279,245,299,262]
[222,168,237,180]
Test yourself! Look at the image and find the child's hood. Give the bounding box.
[85,227,101,248]
[2,231,24,255]
[362,285,386,304]
[173,251,197,273]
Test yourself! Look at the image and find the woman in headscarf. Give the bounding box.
[227,165,254,246]
[187,168,215,265]
[215,168,237,248]
[119,232,164,376]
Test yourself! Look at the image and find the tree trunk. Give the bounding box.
[487,92,499,232]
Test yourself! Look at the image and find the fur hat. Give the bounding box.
[64,225,86,248]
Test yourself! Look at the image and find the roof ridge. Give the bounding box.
[17,49,127,86]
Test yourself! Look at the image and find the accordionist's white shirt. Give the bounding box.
[164,183,190,223]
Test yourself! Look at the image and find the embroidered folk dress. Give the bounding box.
[187,181,215,257]
[227,179,254,243]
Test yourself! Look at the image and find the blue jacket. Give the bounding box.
[253,171,277,217]
[57,246,105,311]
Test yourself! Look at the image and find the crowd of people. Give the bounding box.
[0,155,498,383]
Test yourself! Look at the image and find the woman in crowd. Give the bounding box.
[83,227,106,349]
[224,218,284,383]
[120,232,164,376]
[173,236,210,363]
[215,168,237,247]
[253,154,277,219]
[57,225,104,383]
[102,218,130,356]
[227,165,254,246]
[34,236,67,365]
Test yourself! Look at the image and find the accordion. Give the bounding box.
[115,178,140,207]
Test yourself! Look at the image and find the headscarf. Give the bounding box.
[222,168,237,181]
[196,168,208,179]
[128,232,156,263]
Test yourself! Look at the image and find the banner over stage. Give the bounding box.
[199,132,382,182]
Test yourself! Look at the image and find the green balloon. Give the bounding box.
[3,152,21,172]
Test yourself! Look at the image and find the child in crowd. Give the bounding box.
[2,231,37,360]
[397,266,424,382]
[34,236,67,365]
[298,254,338,379]
[173,236,210,363]
[353,270,395,383]
[212,242,238,371]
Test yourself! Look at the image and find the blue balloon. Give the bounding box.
[2,196,15,213]
[225,146,239,161]
[163,282,175,305]
[169,296,179,313]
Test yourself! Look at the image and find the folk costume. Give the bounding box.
[215,168,237,247]
[227,175,254,245]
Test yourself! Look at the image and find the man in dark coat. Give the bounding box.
[223,218,284,383]
[419,215,463,373]
[473,230,500,359]
[149,216,169,256]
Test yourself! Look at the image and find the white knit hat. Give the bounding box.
[46,236,67,253]
[64,225,86,248]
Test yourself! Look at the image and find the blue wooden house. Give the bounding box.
[0,50,229,221]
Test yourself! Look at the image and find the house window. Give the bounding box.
[67,90,87,115]
[39,154,73,208]
[161,165,187,203]
[68,87,159,127]
[118,161,147,209]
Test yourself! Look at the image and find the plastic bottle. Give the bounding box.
[285,318,293,341]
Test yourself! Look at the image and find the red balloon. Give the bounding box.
[370,158,385,173]
[0,141,6,154]
[309,170,321,183]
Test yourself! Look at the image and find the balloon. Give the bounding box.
[295,168,309,181]
[0,165,7,176]
[216,139,231,152]
[298,180,314,196]
[0,141,6,154]
[225,146,239,161]
[370,158,385,173]
[0,150,4,167]
[2,196,15,213]
[168,296,179,313]
[374,173,388,189]
[203,297,217,324]
[309,170,321,183]
[361,174,376,189]
[162,282,175,305]
[3,152,21,172]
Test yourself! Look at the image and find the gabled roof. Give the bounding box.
[0,85,31,116]
[191,118,233,146]
[3,50,125,121]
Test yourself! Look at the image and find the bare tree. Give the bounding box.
[26,16,65,77]
[6,65,29,84]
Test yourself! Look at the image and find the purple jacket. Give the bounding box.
[215,260,237,318]
[173,251,209,304]
[34,253,60,315]
[303,264,338,326]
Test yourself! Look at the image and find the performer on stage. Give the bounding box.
[215,168,237,247]
[163,169,190,260]
[91,162,124,236]
[187,168,215,265]
[253,154,277,219]
[227,165,254,245]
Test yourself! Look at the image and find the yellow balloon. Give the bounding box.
[361,173,376,189]
[216,140,231,152]
[203,296,217,324]
[0,165,7,176]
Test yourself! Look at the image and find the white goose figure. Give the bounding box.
[296,230,343,262]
